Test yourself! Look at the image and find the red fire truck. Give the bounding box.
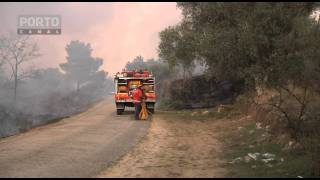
[114,70,156,115]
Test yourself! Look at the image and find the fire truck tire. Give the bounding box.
[148,108,155,114]
[116,109,124,115]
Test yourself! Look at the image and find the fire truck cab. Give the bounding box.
[114,70,156,115]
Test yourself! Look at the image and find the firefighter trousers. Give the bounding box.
[134,102,142,120]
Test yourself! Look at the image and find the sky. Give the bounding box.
[0,2,182,76]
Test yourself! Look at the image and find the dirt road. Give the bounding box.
[0,98,150,178]
[97,112,226,178]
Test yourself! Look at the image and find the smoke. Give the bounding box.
[0,35,114,138]
[0,2,181,75]
[0,2,181,138]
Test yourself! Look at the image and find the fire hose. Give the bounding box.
[139,101,149,120]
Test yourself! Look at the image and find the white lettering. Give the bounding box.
[19,17,28,27]
[43,17,51,27]
[27,17,35,27]
[51,17,60,27]
[36,17,44,27]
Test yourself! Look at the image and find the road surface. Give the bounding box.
[97,112,227,178]
[0,98,150,178]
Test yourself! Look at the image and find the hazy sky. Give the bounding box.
[0,2,182,75]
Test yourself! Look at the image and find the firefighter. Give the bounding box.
[132,84,145,120]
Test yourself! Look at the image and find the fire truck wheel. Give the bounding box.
[148,108,155,114]
[116,109,124,115]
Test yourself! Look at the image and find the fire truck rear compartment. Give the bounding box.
[114,71,156,115]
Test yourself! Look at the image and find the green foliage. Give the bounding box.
[186,3,312,83]
[158,2,320,175]
[160,2,320,87]
[145,58,171,81]
[158,21,196,77]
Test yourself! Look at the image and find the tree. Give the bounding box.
[59,40,103,92]
[167,3,320,175]
[145,58,171,81]
[0,35,40,103]
[159,2,320,136]
[158,21,196,80]
[175,2,317,84]
[125,55,147,71]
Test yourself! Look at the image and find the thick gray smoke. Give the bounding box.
[0,35,114,138]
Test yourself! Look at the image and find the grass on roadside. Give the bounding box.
[157,106,312,178]
[157,105,241,121]
[157,104,314,178]
[219,120,313,178]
